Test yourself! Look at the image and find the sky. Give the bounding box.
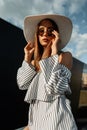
[0,0,87,64]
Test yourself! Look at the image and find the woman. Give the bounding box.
[17,14,78,130]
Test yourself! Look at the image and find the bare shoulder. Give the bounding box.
[59,51,73,70]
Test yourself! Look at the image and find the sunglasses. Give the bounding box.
[38,27,54,36]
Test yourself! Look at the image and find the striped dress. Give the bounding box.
[17,55,78,130]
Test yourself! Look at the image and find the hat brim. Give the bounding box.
[23,14,73,50]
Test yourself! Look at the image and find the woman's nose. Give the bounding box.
[43,29,48,36]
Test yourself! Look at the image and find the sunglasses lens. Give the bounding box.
[47,28,54,36]
[38,29,44,36]
[38,28,54,36]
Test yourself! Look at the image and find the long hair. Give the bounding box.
[33,32,43,71]
[33,18,59,71]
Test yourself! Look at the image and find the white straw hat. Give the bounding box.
[23,14,73,49]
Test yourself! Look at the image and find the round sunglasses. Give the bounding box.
[38,27,54,36]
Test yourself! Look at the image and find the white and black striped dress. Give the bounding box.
[17,55,78,130]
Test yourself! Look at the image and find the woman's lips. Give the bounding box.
[42,38,48,42]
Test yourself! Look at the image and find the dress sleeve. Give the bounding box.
[39,55,72,95]
[17,60,37,90]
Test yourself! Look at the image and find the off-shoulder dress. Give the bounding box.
[17,55,78,130]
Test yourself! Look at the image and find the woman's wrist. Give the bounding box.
[24,55,31,63]
[51,49,58,56]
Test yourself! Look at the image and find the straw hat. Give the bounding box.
[23,14,73,49]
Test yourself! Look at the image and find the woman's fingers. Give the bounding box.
[24,42,34,63]
[24,42,34,53]
[52,31,60,42]
[29,47,35,54]
[24,42,32,50]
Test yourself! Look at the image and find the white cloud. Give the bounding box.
[0,0,54,28]
[52,0,68,14]
[0,0,87,63]
[64,24,87,63]
[76,33,87,57]
[0,0,87,27]
[0,0,4,6]
[68,0,87,15]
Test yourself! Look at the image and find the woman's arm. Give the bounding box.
[17,60,37,90]
[39,53,72,95]
[17,42,36,90]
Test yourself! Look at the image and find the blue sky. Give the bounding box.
[0,0,87,64]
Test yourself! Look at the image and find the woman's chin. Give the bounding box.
[41,42,48,47]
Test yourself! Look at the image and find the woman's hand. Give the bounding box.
[51,30,61,56]
[42,31,60,59]
[24,42,34,63]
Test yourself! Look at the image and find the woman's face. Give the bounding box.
[38,20,56,48]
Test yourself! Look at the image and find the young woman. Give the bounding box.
[17,14,78,130]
